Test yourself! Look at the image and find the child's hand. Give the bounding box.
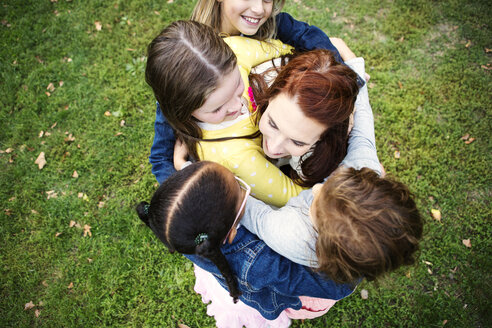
[173,139,189,170]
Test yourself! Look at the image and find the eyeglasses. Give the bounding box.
[223,176,251,244]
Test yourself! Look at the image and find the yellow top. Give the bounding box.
[197,36,307,207]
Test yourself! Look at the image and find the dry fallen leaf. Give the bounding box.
[31,209,39,214]
[464,137,475,144]
[50,122,57,129]
[59,81,64,87]
[72,170,79,178]
[104,111,111,117]
[46,190,58,199]
[431,209,441,222]
[394,150,400,159]
[87,258,93,263]
[69,220,76,227]
[64,133,75,142]
[115,132,123,136]
[42,280,48,287]
[120,120,125,127]
[39,131,44,138]
[55,232,62,237]
[95,21,102,31]
[35,309,41,318]
[45,92,51,97]
[465,40,471,48]
[398,81,403,89]
[154,10,160,15]
[360,289,368,299]
[24,301,35,310]
[98,201,105,208]
[68,282,73,289]
[462,239,471,248]
[83,224,92,237]
[177,324,190,328]
[34,152,47,169]
[47,83,55,92]
[167,0,174,3]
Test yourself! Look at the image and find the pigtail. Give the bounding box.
[196,239,241,303]
[136,201,151,228]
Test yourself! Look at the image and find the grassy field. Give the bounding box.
[1,0,490,327]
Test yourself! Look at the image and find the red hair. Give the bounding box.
[251,50,359,186]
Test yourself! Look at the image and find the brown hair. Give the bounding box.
[250,50,359,187]
[136,161,242,302]
[190,0,286,40]
[313,167,423,283]
[145,20,237,160]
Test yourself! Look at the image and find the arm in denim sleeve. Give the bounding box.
[340,58,382,175]
[276,12,343,63]
[149,103,177,184]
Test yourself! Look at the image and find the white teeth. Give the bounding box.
[243,17,260,24]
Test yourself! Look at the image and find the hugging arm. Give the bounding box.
[276,12,342,63]
[149,104,177,184]
[340,58,382,175]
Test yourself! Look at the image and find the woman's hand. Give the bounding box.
[173,139,189,170]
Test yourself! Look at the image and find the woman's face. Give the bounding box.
[192,66,245,124]
[219,0,273,36]
[259,92,326,159]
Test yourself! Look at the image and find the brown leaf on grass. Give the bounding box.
[464,137,475,144]
[462,239,471,248]
[120,120,125,127]
[54,10,59,16]
[55,232,62,237]
[9,196,16,201]
[95,21,102,31]
[87,258,93,263]
[51,122,57,129]
[431,209,441,222]
[35,309,41,318]
[461,133,470,140]
[45,92,51,97]
[35,152,47,169]
[4,209,12,216]
[481,64,492,70]
[177,324,190,328]
[25,301,35,310]
[167,0,174,3]
[42,280,48,287]
[360,289,368,299]
[59,81,64,87]
[98,201,105,208]
[398,81,403,89]
[83,224,92,237]
[465,40,471,48]
[35,56,44,63]
[485,48,491,53]
[443,319,448,326]
[47,83,55,92]
[46,190,58,199]
[2,147,14,153]
[69,220,77,227]
[126,48,136,51]
[31,209,39,214]
[64,133,75,142]
[115,132,123,136]
[104,111,111,117]
[394,150,400,159]
[154,11,160,15]
[78,192,84,198]
[72,170,79,178]
[39,131,44,138]
[67,282,73,289]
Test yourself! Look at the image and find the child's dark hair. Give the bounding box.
[314,167,423,283]
[136,161,242,302]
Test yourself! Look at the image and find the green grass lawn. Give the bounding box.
[1,0,490,327]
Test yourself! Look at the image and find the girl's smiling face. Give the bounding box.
[219,0,273,36]
[259,92,326,159]
[192,66,245,124]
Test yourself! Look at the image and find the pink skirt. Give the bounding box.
[193,265,337,326]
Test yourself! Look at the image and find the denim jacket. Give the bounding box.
[149,13,349,184]
[185,227,357,320]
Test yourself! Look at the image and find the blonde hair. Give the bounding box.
[314,167,423,283]
[190,0,286,40]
